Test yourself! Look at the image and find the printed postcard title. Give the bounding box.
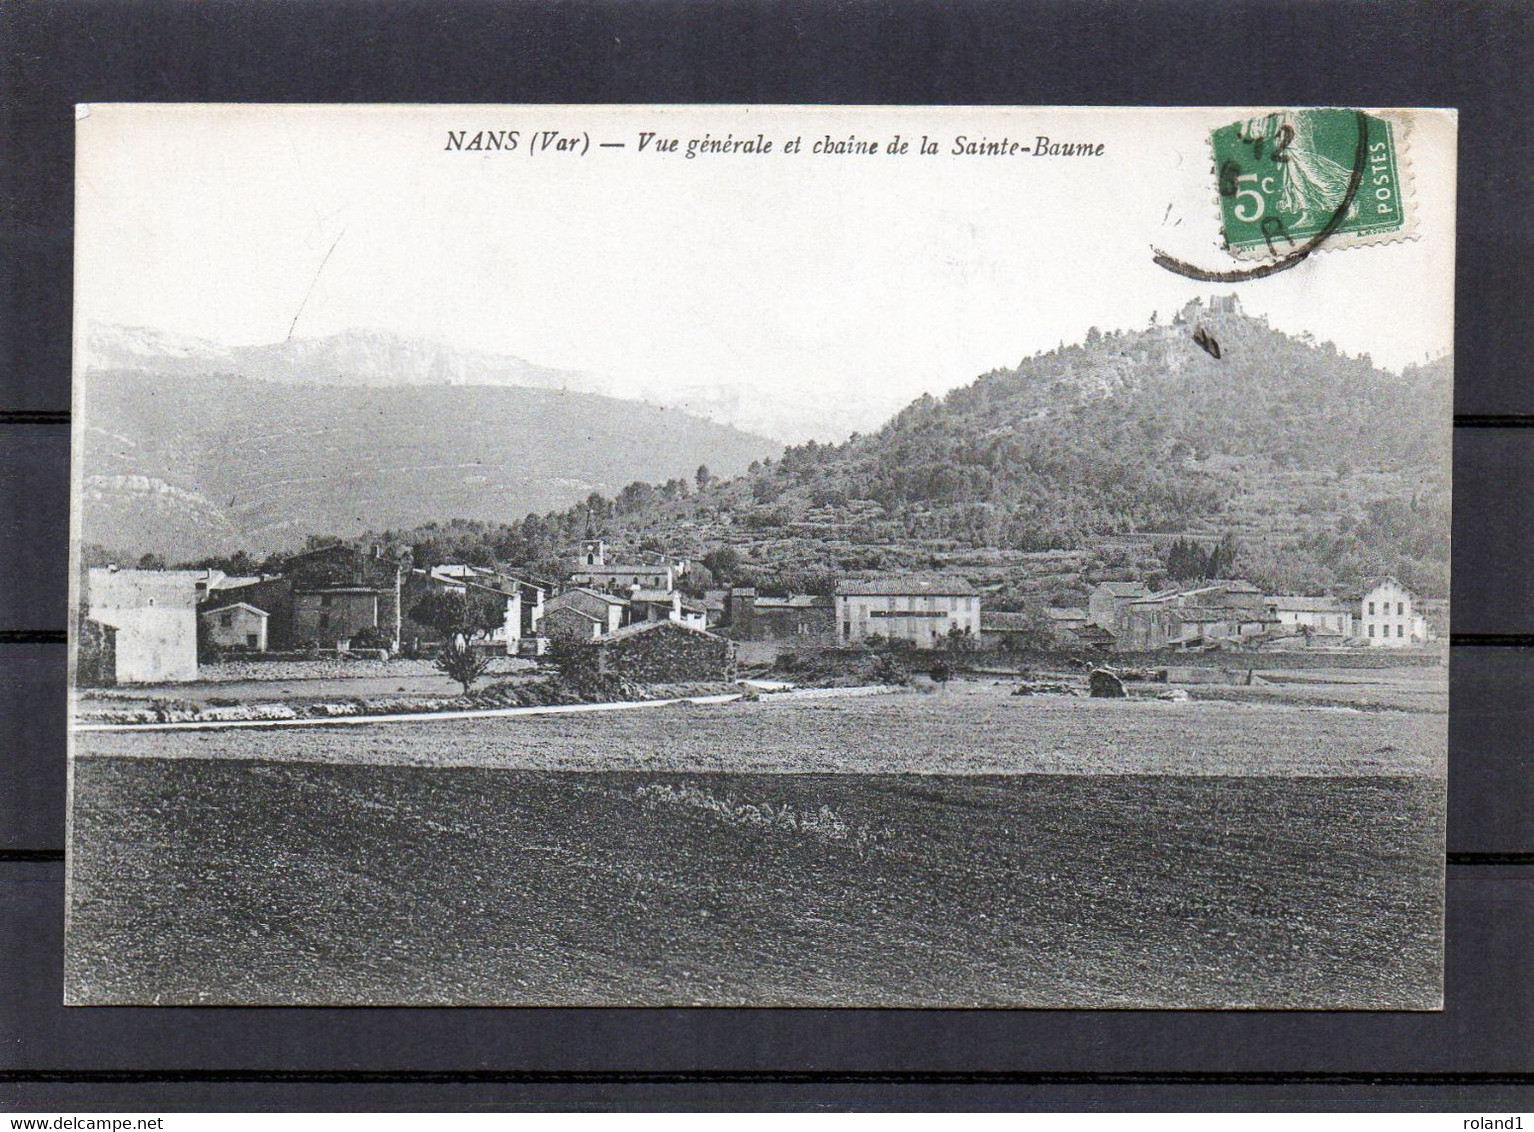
[443,128,1105,160]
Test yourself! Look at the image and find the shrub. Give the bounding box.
[350,626,391,651]
[868,651,910,685]
[148,697,200,722]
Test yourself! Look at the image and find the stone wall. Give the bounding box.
[76,617,117,687]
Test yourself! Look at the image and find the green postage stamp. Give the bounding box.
[1210,108,1412,260]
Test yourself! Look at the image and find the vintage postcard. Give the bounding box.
[66,105,1455,1007]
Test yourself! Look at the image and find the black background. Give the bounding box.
[2,0,1532,1112]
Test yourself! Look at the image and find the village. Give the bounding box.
[50,99,1463,1021]
[73,519,1447,719]
[68,513,1453,1005]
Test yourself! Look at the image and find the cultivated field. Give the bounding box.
[76,680,1446,776]
[67,677,1446,1008]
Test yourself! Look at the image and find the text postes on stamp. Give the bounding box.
[1212,109,1408,260]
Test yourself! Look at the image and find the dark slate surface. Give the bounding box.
[0,861,1528,1078]
[0,424,69,633]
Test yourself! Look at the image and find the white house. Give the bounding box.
[1267,596,1353,639]
[834,575,981,649]
[86,567,199,682]
[1357,578,1428,647]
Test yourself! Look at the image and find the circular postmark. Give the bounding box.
[1153,109,1371,283]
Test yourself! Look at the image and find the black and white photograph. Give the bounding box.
[65,104,1456,1008]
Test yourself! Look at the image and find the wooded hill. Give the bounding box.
[441,300,1451,603]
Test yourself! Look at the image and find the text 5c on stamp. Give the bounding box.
[1211,108,1411,260]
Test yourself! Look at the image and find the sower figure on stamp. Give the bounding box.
[1239,111,1360,230]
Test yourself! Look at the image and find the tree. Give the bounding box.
[695,464,712,492]
[1211,531,1240,578]
[617,480,656,513]
[409,588,507,694]
[701,546,741,584]
[436,642,492,696]
[409,588,506,642]
[137,552,166,570]
[542,632,589,682]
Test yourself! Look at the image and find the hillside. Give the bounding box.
[498,299,1451,602]
[79,372,780,560]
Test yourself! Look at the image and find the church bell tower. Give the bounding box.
[582,510,605,567]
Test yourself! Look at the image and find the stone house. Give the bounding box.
[979,607,1086,650]
[1047,607,1089,633]
[563,618,735,683]
[1087,581,1150,631]
[284,544,405,650]
[201,576,294,648]
[543,586,628,637]
[541,604,607,642]
[1116,582,1275,651]
[978,611,1036,650]
[200,601,269,652]
[717,588,835,643]
[293,586,385,649]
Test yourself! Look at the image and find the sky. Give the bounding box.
[75,105,1457,442]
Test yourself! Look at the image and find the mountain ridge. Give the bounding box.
[79,371,780,561]
[84,323,609,395]
[82,322,898,442]
[81,303,1454,604]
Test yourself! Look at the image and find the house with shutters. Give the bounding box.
[1356,578,1428,647]
[834,575,981,649]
